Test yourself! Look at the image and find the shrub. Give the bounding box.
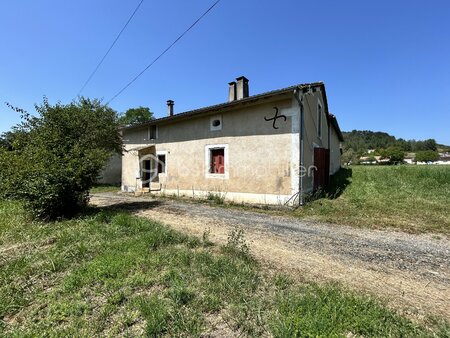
[206,192,225,204]
[378,146,405,164]
[0,98,121,219]
[415,150,439,163]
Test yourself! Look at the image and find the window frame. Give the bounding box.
[156,150,168,177]
[210,115,223,131]
[149,125,158,140]
[205,144,229,179]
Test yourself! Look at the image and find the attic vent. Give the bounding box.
[210,115,222,131]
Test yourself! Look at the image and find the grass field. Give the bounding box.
[90,184,121,194]
[295,165,450,234]
[1,201,448,336]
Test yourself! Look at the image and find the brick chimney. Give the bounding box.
[167,100,174,116]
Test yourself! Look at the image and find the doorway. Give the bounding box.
[313,148,330,191]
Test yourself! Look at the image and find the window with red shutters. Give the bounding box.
[210,148,225,174]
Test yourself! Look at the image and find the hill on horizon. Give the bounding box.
[341,130,449,160]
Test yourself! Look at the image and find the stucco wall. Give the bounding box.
[121,88,337,204]
[122,98,302,203]
[329,127,341,174]
[299,90,329,192]
[97,153,122,185]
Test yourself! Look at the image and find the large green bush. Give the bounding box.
[415,150,439,163]
[0,98,121,219]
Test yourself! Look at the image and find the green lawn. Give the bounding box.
[0,201,448,336]
[90,184,121,194]
[295,165,450,234]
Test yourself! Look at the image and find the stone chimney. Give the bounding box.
[167,100,174,116]
[236,76,249,100]
[228,81,236,102]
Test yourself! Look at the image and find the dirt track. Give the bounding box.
[90,192,450,320]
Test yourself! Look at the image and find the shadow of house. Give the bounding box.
[326,167,352,199]
[86,200,163,215]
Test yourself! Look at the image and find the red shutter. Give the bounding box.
[211,149,225,174]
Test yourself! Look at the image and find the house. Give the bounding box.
[417,153,450,165]
[404,153,415,164]
[359,156,378,165]
[436,153,450,165]
[120,77,343,205]
[97,153,122,185]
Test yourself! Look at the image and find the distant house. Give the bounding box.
[418,153,450,165]
[404,153,416,164]
[359,156,377,165]
[120,77,343,205]
[436,152,450,165]
[359,155,389,165]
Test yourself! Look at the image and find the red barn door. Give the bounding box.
[314,148,330,191]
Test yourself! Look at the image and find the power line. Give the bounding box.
[77,0,145,97]
[106,0,221,105]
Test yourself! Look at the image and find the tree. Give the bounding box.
[395,138,411,151]
[378,146,404,164]
[0,130,30,151]
[415,150,439,163]
[341,148,353,165]
[118,106,153,126]
[0,97,121,219]
[384,146,405,164]
[422,139,437,151]
[0,133,11,150]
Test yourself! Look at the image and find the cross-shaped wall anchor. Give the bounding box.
[264,107,287,129]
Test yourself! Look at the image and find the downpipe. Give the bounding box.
[294,87,305,206]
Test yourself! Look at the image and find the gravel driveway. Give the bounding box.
[90,192,450,320]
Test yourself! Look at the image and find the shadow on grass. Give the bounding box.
[84,200,164,216]
[326,167,352,199]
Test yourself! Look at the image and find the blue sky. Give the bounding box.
[1,0,449,144]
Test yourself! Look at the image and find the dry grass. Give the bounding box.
[2,201,448,336]
[136,207,450,322]
[294,165,450,234]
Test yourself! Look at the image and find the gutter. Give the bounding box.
[294,87,305,206]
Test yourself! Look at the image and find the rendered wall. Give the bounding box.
[329,127,342,174]
[97,153,122,185]
[299,90,329,192]
[122,89,337,204]
[122,97,300,203]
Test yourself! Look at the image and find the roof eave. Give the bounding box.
[120,82,324,131]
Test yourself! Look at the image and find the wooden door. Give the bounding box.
[313,148,330,191]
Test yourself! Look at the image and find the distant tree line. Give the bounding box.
[341,130,448,165]
[342,130,441,153]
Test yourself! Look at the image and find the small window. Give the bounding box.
[150,125,157,140]
[209,148,225,174]
[210,115,222,131]
[317,104,322,139]
[157,154,166,174]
